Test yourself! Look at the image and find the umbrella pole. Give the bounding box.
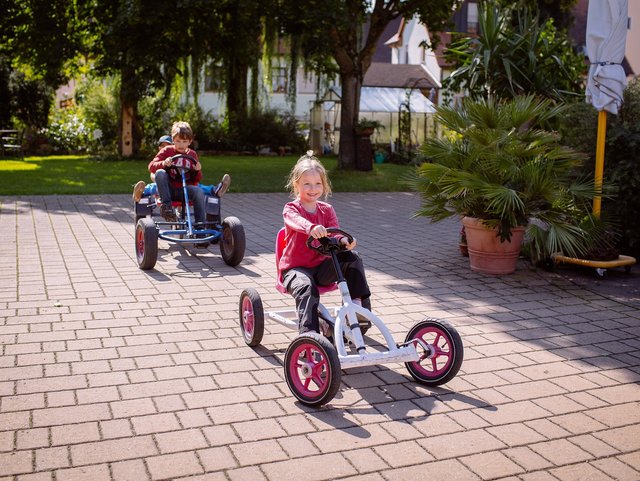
[593,110,607,218]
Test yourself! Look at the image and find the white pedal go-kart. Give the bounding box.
[239,228,464,407]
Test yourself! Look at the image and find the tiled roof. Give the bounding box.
[363,63,438,89]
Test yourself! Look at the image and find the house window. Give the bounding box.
[205,64,224,92]
[272,67,288,93]
[467,2,479,33]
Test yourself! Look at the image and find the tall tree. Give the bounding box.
[282,0,457,170]
[204,0,268,135]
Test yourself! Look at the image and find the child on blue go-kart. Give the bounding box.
[280,151,372,335]
[132,135,230,202]
[145,121,230,223]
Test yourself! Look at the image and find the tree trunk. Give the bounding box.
[337,72,361,170]
[226,59,249,135]
[119,65,141,157]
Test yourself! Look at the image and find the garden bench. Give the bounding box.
[1,130,24,158]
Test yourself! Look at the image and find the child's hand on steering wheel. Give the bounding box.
[340,236,357,250]
[310,225,327,239]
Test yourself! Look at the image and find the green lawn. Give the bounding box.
[0,154,413,195]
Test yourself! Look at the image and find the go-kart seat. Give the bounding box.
[275,228,337,295]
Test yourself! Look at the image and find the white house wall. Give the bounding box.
[197,66,319,122]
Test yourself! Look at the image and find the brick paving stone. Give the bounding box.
[261,452,356,481]
[156,428,208,454]
[550,462,615,481]
[382,458,480,481]
[196,446,238,472]
[568,434,620,458]
[51,423,100,446]
[547,412,609,435]
[32,403,111,427]
[230,439,288,466]
[226,466,268,481]
[276,434,319,459]
[502,446,554,472]
[591,456,640,481]
[529,439,593,466]
[486,424,547,447]
[131,412,181,434]
[34,446,69,470]
[70,436,158,465]
[147,452,204,480]
[373,440,434,467]
[0,451,33,476]
[55,464,112,481]
[111,459,149,481]
[592,425,640,453]
[460,451,524,479]
[418,428,506,459]
[16,428,49,450]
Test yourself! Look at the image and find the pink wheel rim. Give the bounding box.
[241,297,254,339]
[288,342,331,399]
[410,325,454,378]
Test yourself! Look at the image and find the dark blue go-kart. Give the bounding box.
[134,153,245,270]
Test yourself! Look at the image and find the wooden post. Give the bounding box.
[593,110,607,218]
[121,106,133,157]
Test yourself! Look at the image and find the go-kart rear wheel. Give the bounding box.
[284,332,341,407]
[404,318,463,386]
[220,216,245,266]
[239,288,264,347]
[135,218,158,270]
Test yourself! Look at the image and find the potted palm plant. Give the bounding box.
[412,95,596,274]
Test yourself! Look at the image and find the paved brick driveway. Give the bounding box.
[1,192,639,481]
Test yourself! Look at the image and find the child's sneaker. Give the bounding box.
[132,181,145,202]
[160,204,177,222]
[215,174,231,197]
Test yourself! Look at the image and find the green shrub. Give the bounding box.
[236,109,307,153]
[561,79,640,258]
[75,77,120,153]
[43,107,95,153]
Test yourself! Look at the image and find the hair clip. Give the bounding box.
[306,150,314,158]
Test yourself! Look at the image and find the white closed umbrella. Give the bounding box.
[585,0,628,216]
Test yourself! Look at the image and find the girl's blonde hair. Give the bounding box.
[171,121,194,141]
[286,150,332,199]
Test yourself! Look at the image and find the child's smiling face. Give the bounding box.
[296,169,324,207]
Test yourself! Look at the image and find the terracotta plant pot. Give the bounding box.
[462,217,525,275]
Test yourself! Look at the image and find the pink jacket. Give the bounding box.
[279,200,340,272]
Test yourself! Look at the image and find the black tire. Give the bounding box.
[239,288,264,347]
[284,333,341,407]
[135,218,158,270]
[404,318,463,386]
[220,216,245,266]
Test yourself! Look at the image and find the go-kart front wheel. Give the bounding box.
[220,216,245,266]
[239,288,264,347]
[135,218,158,270]
[404,318,463,386]
[284,333,341,407]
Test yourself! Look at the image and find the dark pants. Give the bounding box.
[155,169,206,224]
[282,251,371,334]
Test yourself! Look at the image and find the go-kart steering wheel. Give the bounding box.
[306,228,354,256]
[167,153,198,174]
